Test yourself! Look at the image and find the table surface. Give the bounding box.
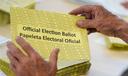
[0,0,128,76]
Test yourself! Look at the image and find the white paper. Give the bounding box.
[0,36,10,46]
[0,70,6,76]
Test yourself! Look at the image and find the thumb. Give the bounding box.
[49,48,59,76]
[77,19,96,28]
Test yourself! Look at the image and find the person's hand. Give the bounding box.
[7,37,59,76]
[70,5,128,43]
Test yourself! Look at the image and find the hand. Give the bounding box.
[70,5,128,43]
[7,37,59,76]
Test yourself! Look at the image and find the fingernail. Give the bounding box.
[16,36,21,40]
[6,41,13,49]
[54,48,60,53]
[16,36,24,42]
[7,41,12,46]
[77,20,84,26]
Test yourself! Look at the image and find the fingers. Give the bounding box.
[49,48,59,67]
[70,5,94,15]
[116,27,128,43]
[49,48,59,75]
[77,19,98,34]
[81,13,94,19]
[16,36,36,57]
[7,51,19,68]
[9,64,16,72]
[77,19,96,28]
[7,42,25,61]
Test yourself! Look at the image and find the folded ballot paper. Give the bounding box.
[105,37,128,50]
[0,59,14,76]
[0,0,35,25]
[0,8,91,76]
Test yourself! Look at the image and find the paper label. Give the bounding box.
[18,24,82,44]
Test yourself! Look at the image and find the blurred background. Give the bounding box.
[0,0,128,76]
